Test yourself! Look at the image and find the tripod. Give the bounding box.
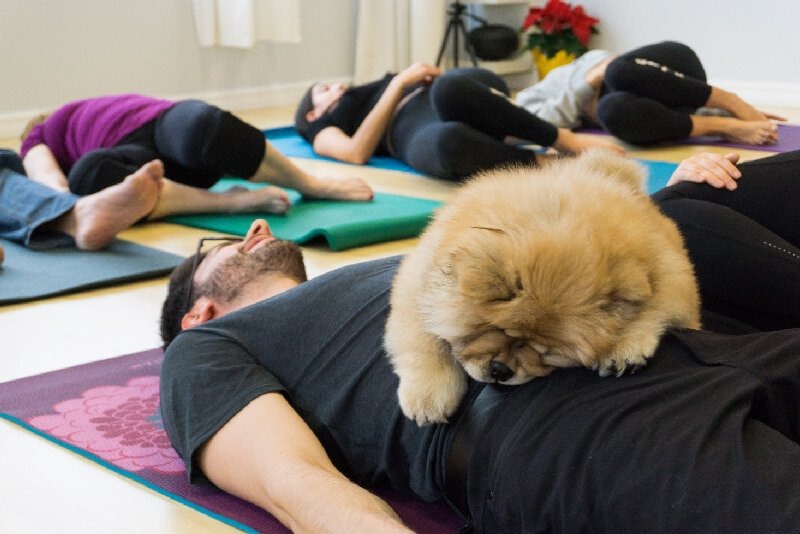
[435,1,485,68]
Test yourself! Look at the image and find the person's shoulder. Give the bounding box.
[323,255,402,280]
[300,256,402,297]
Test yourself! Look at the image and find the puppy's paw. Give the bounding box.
[595,352,648,377]
[397,366,467,426]
[596,330,661,377]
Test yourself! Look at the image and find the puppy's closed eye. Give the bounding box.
[598,290,645,318]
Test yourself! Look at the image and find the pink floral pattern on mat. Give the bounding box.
[27,376,184,473]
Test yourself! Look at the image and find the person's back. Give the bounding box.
[20,94,174,171]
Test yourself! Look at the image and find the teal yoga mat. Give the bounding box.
[264,127,678,194]
[166,179,442,250]
[0,238,183,305]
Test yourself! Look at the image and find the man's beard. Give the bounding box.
[200,239,307,303]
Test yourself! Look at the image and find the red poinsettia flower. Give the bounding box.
[520,0,600,58]
[570,6,599,46]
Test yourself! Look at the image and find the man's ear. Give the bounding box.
[181,297,218,331]
[306,108,320,122]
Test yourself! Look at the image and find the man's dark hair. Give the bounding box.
[159,253,207,349]
[294,84,315,142]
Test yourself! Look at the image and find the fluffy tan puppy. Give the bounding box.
[384,149,701,425]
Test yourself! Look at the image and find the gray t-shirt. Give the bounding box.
[160,255,459,501]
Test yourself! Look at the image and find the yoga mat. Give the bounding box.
[0,238,183,305]
[166,179,442,250]
[265,126,421,174]
[640,160,678,193]
[578,123,800,152]
[0,349,464,533]
[265,126,678,194]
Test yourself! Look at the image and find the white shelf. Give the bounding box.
[478,52,533,75]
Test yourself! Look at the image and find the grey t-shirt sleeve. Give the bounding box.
[160,329,286,485]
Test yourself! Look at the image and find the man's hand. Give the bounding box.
[667,152,741,190]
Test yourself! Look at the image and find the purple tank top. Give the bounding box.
[20,94,175,171]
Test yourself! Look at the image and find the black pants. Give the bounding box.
[67,100,266,195]
[459,328,800,533]
[652,150,800,331]
[596,41,712,145]
[388,68,557,181]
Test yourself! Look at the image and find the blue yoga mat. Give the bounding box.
[264,126,678,195]
[0,238,183,305]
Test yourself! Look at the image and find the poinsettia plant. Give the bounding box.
[520,0,599,58]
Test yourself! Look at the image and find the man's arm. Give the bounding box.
[22,144,70,192]
[198,392,413,534]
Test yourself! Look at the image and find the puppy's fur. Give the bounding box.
[384,150,700,425]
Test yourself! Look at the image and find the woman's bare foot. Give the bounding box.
[552,129,627,156]
[224,186,291,214]
[691,115,778,145]
[66,160,163,250]
[301,175,374,201]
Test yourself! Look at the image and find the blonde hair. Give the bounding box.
[21,112,51,141]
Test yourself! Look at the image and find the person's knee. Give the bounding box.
[602,58,635,90]
[598,92,680,146]
[67,149,143,195]
[595,93,649,145]
[428,123,481,180]
[157,101,263,177]
[432,69,508,113]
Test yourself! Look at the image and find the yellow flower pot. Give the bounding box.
[532,48,577,79]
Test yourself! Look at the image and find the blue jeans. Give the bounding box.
[0,150,78,248]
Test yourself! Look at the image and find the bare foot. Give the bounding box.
[302,176,374,201]
[0,244,4,266]
[225,186,291,214]
[69,160,163,250]
[721,119,779,145]
[553,129,627,156]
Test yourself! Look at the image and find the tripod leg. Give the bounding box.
[436,20,456,67]
[457,19,479,67]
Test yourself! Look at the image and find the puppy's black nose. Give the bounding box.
[490,361,514,382]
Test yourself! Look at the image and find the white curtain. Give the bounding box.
[193,0,302,48]
[354,0,446,84]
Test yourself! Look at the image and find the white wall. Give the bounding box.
[0,0,358,137]
[1,0,799,138]
[578,0,800,106]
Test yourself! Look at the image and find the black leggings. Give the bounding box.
[652,150,800,331]
[388,68,559,181]
[67,100,266,195]
[596,41,712,145]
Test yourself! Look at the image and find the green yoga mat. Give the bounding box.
[166,179,442,250]
[0,238,183,305]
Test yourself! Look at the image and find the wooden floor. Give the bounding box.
[1,103,797,532]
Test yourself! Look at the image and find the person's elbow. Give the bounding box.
[330,147,371,165]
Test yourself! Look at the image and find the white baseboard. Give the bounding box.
[2,78,797,140]
[0,79,350,140]
[710,79,800,110]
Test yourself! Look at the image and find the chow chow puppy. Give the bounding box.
[384,149,701,425]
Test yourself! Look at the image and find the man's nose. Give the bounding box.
[247,218,272,237]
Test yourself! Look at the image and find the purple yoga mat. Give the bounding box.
[0,350,464,533]
[579,123,800,152]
